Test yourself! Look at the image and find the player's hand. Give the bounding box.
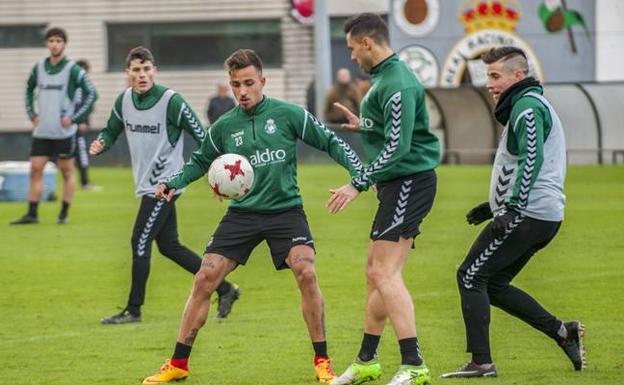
[491,208,520,238]
[333,102,360,132]
[155,183,175,202]
[327,183,359,214]
[78,123,88,133]
[61,116,73,128]
[466,201,492,225]
[89,138,105,155]
[31,116,40,129]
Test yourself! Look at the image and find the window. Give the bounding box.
[107,20,282,71]
[0,25,46,48]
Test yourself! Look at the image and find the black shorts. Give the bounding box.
[370,170,437,242]
[31,137,76,159]
[205,206,315,270]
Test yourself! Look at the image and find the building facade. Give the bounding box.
[0,0,389,134]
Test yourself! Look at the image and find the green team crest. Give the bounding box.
[264,118,277,134]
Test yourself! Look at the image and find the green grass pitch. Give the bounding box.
[1,165,622,384]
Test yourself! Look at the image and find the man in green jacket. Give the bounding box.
[441,46,584,378]
[328,13,439,385]
[142,49,363,385]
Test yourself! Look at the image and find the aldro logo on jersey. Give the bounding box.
[359,116,374,131]
[249,148,287,167]
[126,120,161,134]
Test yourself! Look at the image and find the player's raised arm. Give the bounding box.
[291,107,365,214]
[332,101,360,132]
[295,107,364,178]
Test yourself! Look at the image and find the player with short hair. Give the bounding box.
[142,48,363,385]
[327,13,440,385]
[89,46,240,325]
[440,46,584,378]
[11,27,98,225]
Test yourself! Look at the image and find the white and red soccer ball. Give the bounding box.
[207,153,254,199]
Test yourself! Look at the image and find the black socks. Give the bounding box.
[28,201,39,217]
[358,333,381,362]
[313,341,328,358]
[59,200,70,220]
[399,337,423,366]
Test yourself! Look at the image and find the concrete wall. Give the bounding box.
[596,0,624,81]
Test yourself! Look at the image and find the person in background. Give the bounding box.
[73,59,101,191]
[206,83,236,124]
[324,68,361,124]
[11,27,97,225]
[355,73,371,97]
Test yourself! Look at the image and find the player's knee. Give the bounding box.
[156,238,180,256]
[293,260,317,287]
[131,236,150,259]
[486,282,509,303]
[131,234,139,248]
[193,268,219,295]
[366,265,389,288]
[30,167,43,179]
[456,268,465,287]
[457,267,486,292]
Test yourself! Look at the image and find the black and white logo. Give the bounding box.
[398,45,439,87]
[264,119,277,134]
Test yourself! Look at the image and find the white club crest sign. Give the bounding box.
[264,119,277,134]
[398,45,439,87]
[440,0,543,87]
[440,30,543,87]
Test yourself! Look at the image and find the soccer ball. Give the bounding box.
[207,153,254,199]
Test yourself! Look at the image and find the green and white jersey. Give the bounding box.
[96,84,206,197]
[26,57,98,139]
[166,96,363,212]
[353,54,440,191]
[490,86,566,221]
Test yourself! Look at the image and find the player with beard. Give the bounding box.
[142,48,363,385]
